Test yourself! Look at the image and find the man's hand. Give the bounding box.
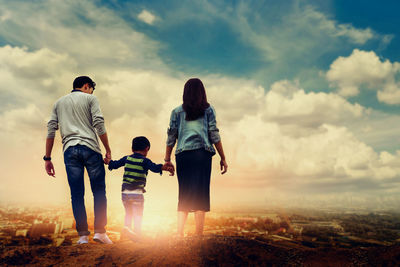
[45,138,55,177]
[99,133,112,163]
[45,161,56,177]
[105,150,111,160]
[104,150,111,165]
[103,157,111,165]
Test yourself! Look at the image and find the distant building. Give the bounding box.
[262,213,281,223]
[53,237,65,247]
[233,217,258,223]
[29,222,61,238]
[62,218,74,229]
[291,220,344,234]
[55,222,63,235]
[277,227,286,233]
[15,229,28,237]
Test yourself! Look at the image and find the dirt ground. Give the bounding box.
[2,235,400,266]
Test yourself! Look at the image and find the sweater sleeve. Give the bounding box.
[143,158,163,175]
[90,96,107,136]
[47,103,59,138]
[108,156,127,170]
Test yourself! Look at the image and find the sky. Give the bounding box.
[1,0,400,211]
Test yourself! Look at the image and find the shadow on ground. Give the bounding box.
[2,235,400,266]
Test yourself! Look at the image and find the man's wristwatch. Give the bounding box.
[43,156,51,161]
[164,158,171,162]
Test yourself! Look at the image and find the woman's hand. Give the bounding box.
[163,161,175,176]
[220,159,228,174]
[214,141,227,174]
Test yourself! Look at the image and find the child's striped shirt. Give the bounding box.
[108,152,163,192]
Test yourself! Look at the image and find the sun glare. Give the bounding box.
[141,210,176,237]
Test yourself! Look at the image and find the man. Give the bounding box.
[44,76,112,244]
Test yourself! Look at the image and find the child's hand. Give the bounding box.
[103,157,111,165]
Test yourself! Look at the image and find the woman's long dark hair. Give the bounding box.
[182,78,210,121]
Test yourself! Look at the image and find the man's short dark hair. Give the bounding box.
[132,136,150,151]
[73,76,95,89]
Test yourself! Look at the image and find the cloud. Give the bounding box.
[335,24,374,44]
[342,109,400,153]
[377,83,400,105]
[151,0,383,79]
[227,3,378,63]
[0,104,45,134]
[223,111,400,195]
[0,0,162,70]
[326,49,400,104]
[0,45,78,117]
[205,78,365,131]
[262,80,364,130]
[138,10,157,25]
[0,9,11,21]
[204,79,400,190]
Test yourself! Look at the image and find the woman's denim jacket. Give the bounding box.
[167,105,221,155]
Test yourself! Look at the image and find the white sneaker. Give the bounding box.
[93,233,113,244]
[77,235,89,244]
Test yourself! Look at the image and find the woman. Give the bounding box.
[165,78,228,237]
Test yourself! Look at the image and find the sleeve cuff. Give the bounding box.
[108,161,114,170]
[95,124,107,136]
[47,133,56,138]
[167,127,178,146]
[158,164,163,175]
[209,131,221,144]
[166,139,176,147]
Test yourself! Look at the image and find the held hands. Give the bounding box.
[45,161,56,178]
[103,157,111,165]
[162,161,175,176]
[104,150,111,165]
[220,158,228,174]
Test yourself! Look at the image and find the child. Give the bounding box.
[104,136,174,240]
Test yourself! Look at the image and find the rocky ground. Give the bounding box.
[1,235,400,266]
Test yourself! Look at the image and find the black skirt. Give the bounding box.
[176,149,212,212]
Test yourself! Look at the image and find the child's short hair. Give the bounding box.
[132,136,150,151]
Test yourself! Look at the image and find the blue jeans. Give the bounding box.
[64,144,107,236]
[122,193,144,234]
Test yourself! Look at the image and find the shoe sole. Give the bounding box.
[93,238,113,244]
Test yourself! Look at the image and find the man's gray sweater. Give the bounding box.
[47,90,106,154]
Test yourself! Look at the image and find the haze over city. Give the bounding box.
[1,0,400,211]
